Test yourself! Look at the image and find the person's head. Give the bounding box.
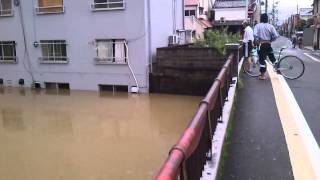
[260,13,269,23]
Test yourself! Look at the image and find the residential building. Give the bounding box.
[299,8,313,21]
[0,0,184,93]
[212,0,247,33]
[184,0,212,41]
[313,0,320,49]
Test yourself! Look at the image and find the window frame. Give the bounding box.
[35,0,65,15]
[185,10,196,17]
[39,40,68,64]
[0,0,13,17]
[0,41,17,64]
[91,0,125,11]
[94,39,128,65]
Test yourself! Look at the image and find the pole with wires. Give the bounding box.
[17,0,35,83]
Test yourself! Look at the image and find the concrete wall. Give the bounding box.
[214,8,246,21]
[0,0,183,93]
[150,47,226,95]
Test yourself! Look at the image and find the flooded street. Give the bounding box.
[0,88,200,180]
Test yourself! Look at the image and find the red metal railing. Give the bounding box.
[156,54,235,180]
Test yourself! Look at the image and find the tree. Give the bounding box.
[296,19,307,31]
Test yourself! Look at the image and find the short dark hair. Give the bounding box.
[261,13,268,23]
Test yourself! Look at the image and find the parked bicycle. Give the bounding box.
[243,46,305,80]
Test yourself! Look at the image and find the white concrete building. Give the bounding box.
[0,0,184,93]
[212,0,247,31]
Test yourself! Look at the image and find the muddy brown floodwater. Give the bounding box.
[0,88,201,180]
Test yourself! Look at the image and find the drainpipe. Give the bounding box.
[182,0,185,29]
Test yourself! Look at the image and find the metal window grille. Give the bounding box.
[0,41,17,63]
[95,39,127,64]
[185,10,196,16]
[92,0,125,10]
[0,0,13,16]
[40,40,68,63]
[36,0,64,14]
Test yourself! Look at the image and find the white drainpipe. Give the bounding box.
[125,42,140,93]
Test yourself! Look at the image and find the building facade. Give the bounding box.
[184,0,212,40]
[0,0,184,93]
[212,0,247,33]
[313,0,320,49]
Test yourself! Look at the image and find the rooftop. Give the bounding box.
[185,0,198,6]
[214,0,246,9]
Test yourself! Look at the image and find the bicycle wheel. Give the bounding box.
[278,55,305,80]
[243,58,260,77]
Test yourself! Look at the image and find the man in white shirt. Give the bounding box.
[242,20,254,71]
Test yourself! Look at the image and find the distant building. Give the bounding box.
[0,0,184,93]
[212,0,247,33]
[299,8,313,21]
[184,0,213,41]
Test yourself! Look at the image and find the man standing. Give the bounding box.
[242,20,254,71]
[254,13,279,80]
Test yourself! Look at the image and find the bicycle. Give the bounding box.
[243,46,305,80]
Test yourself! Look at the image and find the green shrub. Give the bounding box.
[195,29,241,55]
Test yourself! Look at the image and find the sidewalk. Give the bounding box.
[222,74,294,180]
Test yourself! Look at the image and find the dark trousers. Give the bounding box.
[258,43,276,73]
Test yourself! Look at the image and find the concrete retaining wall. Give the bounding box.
[150,46,226,96]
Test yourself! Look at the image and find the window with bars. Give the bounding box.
[92,0,125,10]
[0,0,13,16]
[36,0,64,14]
[95,39,127,64]
[40,40,68,63]
[185,10,196,16]
[0,41,17,63]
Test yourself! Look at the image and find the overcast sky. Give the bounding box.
[273,0,313,24]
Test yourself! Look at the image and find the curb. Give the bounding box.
[201,58,243,180]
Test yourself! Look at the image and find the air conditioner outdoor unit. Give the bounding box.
[168,35,178,45]
[220,17,225,23]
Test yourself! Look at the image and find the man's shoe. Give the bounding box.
[258,75,267,80]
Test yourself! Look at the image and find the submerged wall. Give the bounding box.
[150,46,226,96]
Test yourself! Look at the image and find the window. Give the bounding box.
[36,0,64,14]
[0,0,13,16]
[185,10,196,16]
[95,39,127,64]
[0,41,17,63]
[92,0,125,10]
[40,40,68,63]
[199,7,204,15]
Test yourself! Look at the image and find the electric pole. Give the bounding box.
[265,0,268,13]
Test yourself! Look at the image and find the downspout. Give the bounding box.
[182,0,185,29]
[147,0,153,74]
[125,43,140,93]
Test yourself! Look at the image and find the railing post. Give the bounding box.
[225,43,241,77]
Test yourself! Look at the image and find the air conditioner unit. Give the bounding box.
[185,30,193,43]
[168,35,178,45]
[220,17,225,23]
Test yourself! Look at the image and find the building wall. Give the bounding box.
[214,8,246,21]
[149,0,184,61]
[0,0,183,92]
[184,16,205,39]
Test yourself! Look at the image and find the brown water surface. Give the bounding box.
[0,88,200,180]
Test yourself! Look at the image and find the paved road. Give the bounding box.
[272,37,320,146]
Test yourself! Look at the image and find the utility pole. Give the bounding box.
[265,0,268,13]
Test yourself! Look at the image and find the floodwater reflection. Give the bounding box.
[0,88,201,180]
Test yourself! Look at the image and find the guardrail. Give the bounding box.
[156,53,236,180]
